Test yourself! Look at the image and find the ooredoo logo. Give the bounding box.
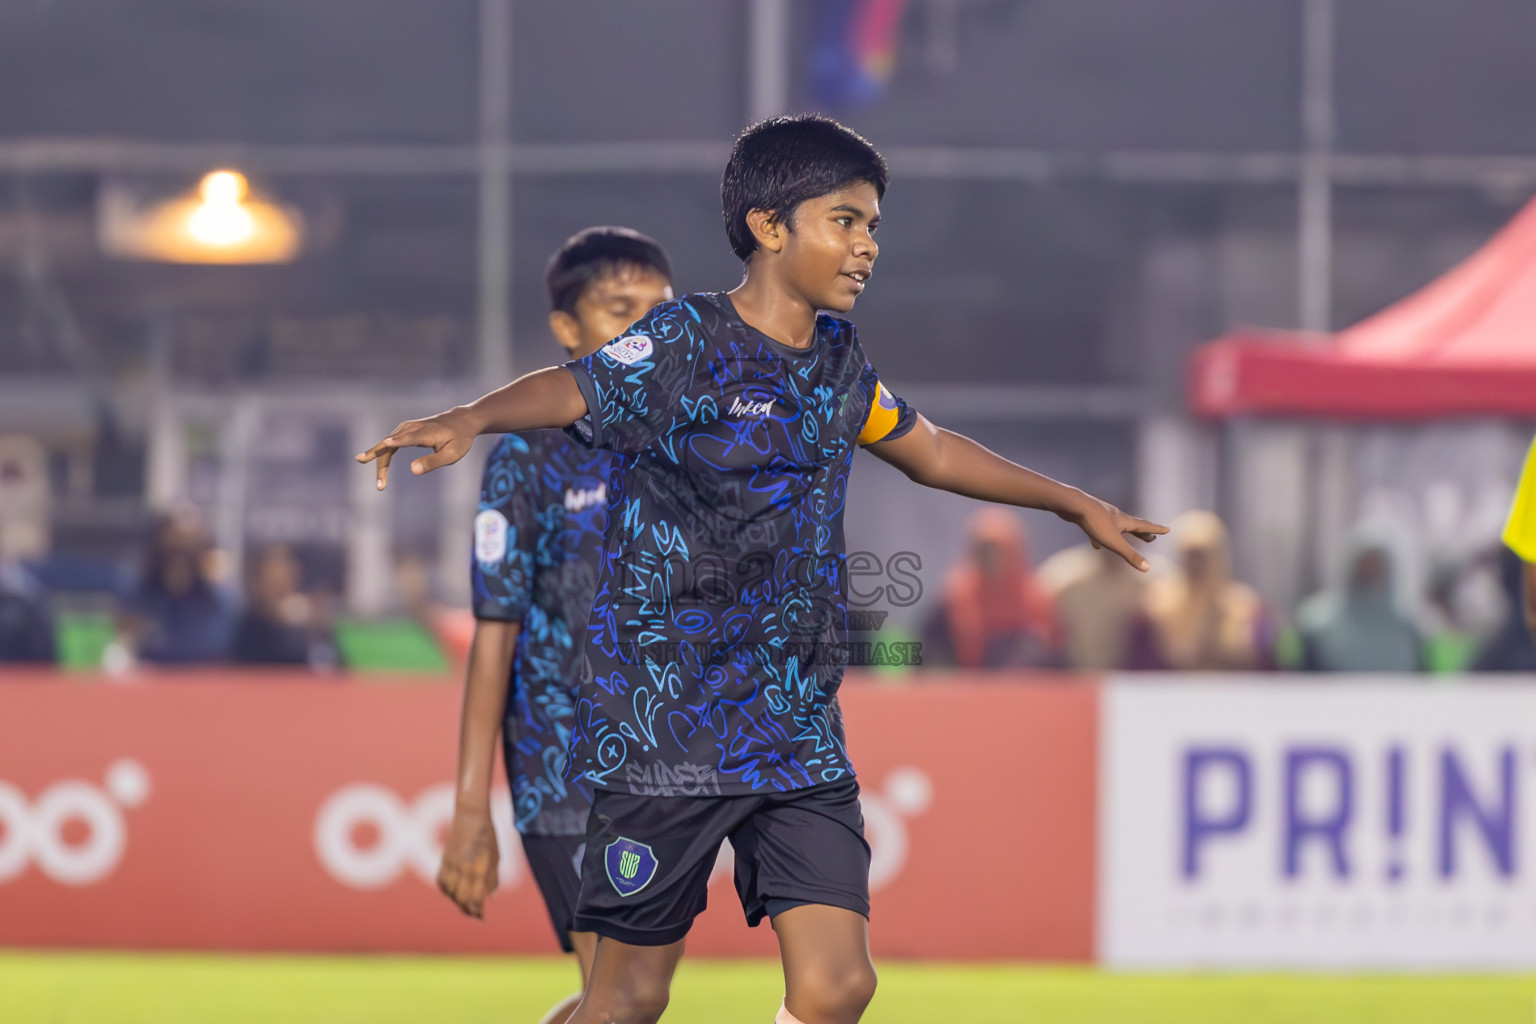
[316,769,931,894]
[314,782,524,890]
[707,766,934,891]
[862,766,934,890]
[0,759,151,886]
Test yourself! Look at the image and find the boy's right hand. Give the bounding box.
[355,408,478,491]
[436,805,500,919]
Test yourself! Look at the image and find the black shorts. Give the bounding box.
[520,833,587,953]
[573,779,870,947]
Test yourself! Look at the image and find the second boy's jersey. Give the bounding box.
[562,292,918,797]
[472,431,609,835]
[1506,436,1536,563]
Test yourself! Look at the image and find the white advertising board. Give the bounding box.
[1099,678,1536,969]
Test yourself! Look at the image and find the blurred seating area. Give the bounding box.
[7,484,1532,676]
[910,507,1534,677]
[1,491,457,675]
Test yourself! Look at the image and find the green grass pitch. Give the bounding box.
[3,953,1534,1023]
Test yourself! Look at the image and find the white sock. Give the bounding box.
[775,1000,808,1024]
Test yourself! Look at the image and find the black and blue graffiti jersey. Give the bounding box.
[562,292,917,797]
[471,431,610,835]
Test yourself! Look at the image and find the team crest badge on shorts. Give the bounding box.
[605,837,659,897]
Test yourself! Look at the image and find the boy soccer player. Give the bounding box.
[434,227,673,1024]
[363,116,1166,1024]
[1504,435,1536,641]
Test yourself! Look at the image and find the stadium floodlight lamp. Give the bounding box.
[187,171,257,247]
[99,169,305,263]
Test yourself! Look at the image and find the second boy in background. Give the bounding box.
[436,227,673,1024]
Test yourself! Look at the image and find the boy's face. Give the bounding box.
[549,264,674,359]
[770,181,880,314]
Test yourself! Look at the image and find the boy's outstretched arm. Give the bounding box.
[355,367,588,491]
[867,414,1168,571]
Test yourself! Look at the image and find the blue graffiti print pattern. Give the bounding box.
[472,431,609,835]
[563,293,917,797]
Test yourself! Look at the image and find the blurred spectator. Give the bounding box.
[389,550,427,619]
[921,508,1061,669]
[1126,509,1275,671]
[1295,527,1423,672]
[0,561,56,662]
[1471,548,1536,672]
[231,543,337,668]
[0,435,50,569]
[1038,543,1149,671]
[0,434,57,662]
[111,507,235,666]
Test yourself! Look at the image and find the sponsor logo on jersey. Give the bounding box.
[601,335,653,366]
[605,837,659,897]
[727,396,774,418]
[624,761,722,797]
[473,508,508,563]
[564,483,607,513]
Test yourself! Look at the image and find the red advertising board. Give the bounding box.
[0,671,1095,960]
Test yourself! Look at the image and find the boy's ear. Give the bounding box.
[746,207,786,254]
[549,310,585,354]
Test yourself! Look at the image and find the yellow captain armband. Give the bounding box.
[858,381,902,446]
[1505,437,1536,563]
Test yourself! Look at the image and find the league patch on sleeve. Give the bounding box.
[600,334,654,366]
[473,508,509,563]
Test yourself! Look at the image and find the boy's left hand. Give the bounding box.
[1060,494,1167,572]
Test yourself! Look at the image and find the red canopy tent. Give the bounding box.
[1189,197,1536,420]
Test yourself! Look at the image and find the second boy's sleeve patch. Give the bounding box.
[474,508,509,564]
[471,436,541,622]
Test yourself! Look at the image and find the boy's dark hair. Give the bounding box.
[545,226,673,314]
[722,114,889,261]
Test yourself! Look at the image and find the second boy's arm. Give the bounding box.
[356,367,588,491]
[867,414,1167,571]
[438,619,520,919]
